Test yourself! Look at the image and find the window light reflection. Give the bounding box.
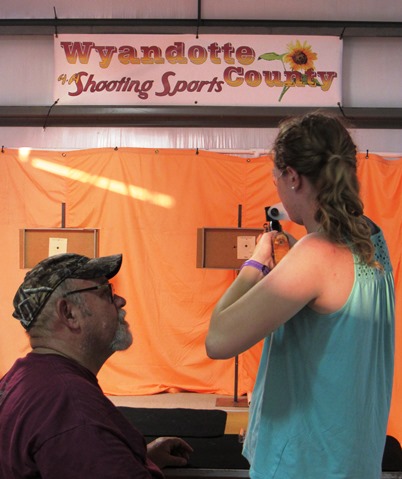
[18,148,32,163]
[30,159,175,208]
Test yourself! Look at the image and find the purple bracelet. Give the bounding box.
[240,259,270,276]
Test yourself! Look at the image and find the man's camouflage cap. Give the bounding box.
[13,253,122,330]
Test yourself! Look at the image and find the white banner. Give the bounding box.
[54,34,342,107]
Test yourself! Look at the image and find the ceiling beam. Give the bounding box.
[0,18,401,37]
[1,106,401,129]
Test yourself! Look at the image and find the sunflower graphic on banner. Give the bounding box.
[259,40,322,101]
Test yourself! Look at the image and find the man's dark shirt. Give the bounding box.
[0,353,164,478]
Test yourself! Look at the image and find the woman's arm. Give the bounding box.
[205,232,327,359]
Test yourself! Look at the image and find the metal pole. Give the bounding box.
[61,203,66,228]
[234,204,242,403]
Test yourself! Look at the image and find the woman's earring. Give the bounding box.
[291,186,295,190]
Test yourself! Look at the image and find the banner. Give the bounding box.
[54,34,342,107]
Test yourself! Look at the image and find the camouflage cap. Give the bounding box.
[13,253,122,330]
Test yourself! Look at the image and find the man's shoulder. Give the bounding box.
[1,353,116,434]
[3,353,90,380]
[1,353,101,410]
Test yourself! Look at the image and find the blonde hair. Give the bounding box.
[273,111,377,268]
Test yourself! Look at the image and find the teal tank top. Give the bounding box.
[243,228,395,479]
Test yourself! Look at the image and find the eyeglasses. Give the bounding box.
[272,168,285,186]
[63,283,115,304]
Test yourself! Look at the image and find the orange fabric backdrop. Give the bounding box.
[0,148,400,440]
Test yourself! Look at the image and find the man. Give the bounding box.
[0,253,192,478]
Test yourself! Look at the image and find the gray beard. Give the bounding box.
[110,310,133,352]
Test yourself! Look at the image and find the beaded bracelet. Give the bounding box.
[240,259,270,276]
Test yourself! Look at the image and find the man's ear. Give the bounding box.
[55,298,81,332]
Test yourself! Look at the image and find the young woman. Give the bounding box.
[206,112,395,479]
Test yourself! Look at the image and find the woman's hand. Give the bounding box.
[250,231,277,271]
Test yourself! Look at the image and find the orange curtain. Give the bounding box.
[357,153,402,440]
[0,148,400,441]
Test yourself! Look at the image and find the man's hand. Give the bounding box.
[147,437,193,469]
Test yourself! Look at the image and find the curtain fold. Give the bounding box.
[0,148,400,441]
[356,153,402,440]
